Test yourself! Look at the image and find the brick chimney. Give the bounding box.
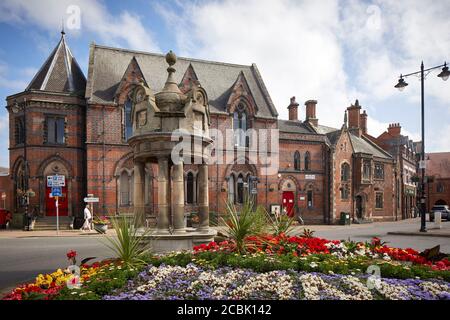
[287,96,299,121]
[347,99,361,137]
[360,110,368,135]
[305,100,318,127]
[387,123,401,137]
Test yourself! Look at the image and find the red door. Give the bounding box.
[46,186,68,216]
[282,191,295,217]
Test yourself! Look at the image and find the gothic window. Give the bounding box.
[437,183,445,193]
[374,163,384,180]
[228,174,235,204]
[341,163,350,181]
[233,104,248,147]
[340,184,350,200]
[362,160,371,181]
[376,192,384,209]
[304,152,311,171]
[15,117,25,145]
[186,172,195,204]
[124,98,133,141]
[237,174,245,204]
[119,171,130,206]
[307,190,313,208]
[294,151,301,171]
[45,116,65,144]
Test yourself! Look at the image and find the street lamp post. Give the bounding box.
[11,99,31,230]
[395,61,450,232]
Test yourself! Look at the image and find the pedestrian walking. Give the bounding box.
[81,204,92,232]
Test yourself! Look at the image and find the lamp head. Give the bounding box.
[437,62,450,81]
[395,76,408,91]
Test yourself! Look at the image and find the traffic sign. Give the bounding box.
[84,197,99,203]
[51,186,62,197]
[47,175,65,187]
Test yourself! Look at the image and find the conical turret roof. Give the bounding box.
[26,31,86,95]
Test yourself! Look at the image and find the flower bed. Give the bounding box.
[104,263,450,300]
[193,235,450,272]
[3,235,450,300]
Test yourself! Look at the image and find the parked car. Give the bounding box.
[429,205,450,222]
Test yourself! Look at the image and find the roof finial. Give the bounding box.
[344,110,348,127]
[61,19,65,37]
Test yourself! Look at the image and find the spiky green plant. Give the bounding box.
[221,197,268,254]
[100,216,152,268]
[266,211,295,236]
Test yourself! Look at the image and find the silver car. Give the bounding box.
[429,205,450,221]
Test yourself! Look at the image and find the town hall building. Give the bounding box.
[6,32,405,227]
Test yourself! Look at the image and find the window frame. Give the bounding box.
[375,192,384,209]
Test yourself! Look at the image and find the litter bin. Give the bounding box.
[339,212,351,225]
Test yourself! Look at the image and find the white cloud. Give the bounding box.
[0,0,160,52]
[156,0,449,152]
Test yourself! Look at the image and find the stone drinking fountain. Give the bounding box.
[127,51,216,253]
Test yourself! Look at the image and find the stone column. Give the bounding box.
[157,158,170,233]
[133,161,146,228]
[172,162,185,233]
[197,164,209,232]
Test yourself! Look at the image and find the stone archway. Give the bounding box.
[279,177,298,218]
[354,193,368,220]
[38,157,72,217]
[435,199,447,206]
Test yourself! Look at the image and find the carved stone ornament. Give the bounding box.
[137,110,147,127]
[134,87,146,103]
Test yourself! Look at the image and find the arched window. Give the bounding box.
[437,183,445,193]
[228,175,235,203]
[341,163,350,181]
[294,151,301,171]
[304,152,311,171]
[15,117,25,145]
[307,185,313,208]
[144,171,150,205]
[233,104,248,147]
[124,98,133,141]
[186,172,195,204]
[237,174,244,204]
[120,171,130,206]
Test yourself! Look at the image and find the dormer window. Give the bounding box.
[233,103,248,147]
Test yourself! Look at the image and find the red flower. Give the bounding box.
[66,250,77,260]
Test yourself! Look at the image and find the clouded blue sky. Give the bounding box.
[0,0,449,168]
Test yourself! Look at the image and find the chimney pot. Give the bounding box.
[288,96,299,121]
[305,99,318,126]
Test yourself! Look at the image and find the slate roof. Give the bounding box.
[350,134,392,159]
[85,44,278,118]
[27,33,86,95]
[278,120,315,134]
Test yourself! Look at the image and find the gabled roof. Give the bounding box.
[86,44,278,118]
[26,32,86,95]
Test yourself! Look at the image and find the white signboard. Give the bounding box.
[419,160,426,169]
[47,175,65,187]
[305,174,316,180]
[84,197,99,203]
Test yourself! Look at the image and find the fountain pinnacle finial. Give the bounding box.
[166,50,177,67]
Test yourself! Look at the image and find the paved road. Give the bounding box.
[0,236,113,294]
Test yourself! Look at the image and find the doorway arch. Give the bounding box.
[435,199,447,206]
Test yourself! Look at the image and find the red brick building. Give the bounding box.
[425,152,450,211]
[6,34,399,226]
[376,123,419,219]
